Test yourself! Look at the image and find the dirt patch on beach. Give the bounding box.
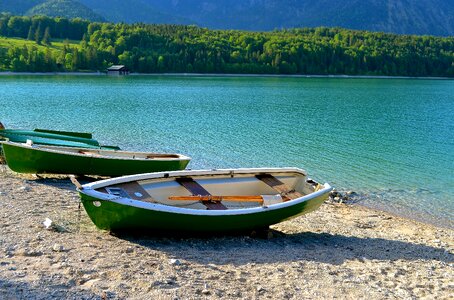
[0,165,452,299]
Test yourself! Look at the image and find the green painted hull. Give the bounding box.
[79,192,327,233]
[2,143,190,176]
[0,129,120,150]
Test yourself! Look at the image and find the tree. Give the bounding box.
[27,26,34,40]
[34,23,42,45]
[42,26,51,45]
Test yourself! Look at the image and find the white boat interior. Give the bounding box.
[93,169,324,210]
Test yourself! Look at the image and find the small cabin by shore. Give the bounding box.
[107,65,129,75]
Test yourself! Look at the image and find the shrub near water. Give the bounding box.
[0,14,453,76]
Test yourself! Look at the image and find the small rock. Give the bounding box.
[43,218,53,229]
[169,258,181,265]
[17,248,42,257]
[52,244,64,252]
[18,186,31,192]
[256,286,265,292]
[125,247,134,254]
[202,289,211,295]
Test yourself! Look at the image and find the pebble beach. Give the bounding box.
[0,164,453,299]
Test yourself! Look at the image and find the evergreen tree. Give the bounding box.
[42,26,51,45]
[34,23,42,45]
[27,25,33,40]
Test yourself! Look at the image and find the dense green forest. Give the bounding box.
[0,14,453,76]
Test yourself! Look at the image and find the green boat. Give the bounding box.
[74,168,332,233]
[0,125,120,150]
[1,141,190,176]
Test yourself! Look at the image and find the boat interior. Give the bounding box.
[95,171,321,210]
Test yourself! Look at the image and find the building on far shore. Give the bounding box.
[107,65,129,75]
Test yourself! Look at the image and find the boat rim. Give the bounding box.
[0,140,191,161]
[78,168,332,216]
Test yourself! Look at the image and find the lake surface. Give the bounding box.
[1,75,453,228]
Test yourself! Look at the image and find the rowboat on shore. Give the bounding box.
[0,141,190,176]
[73,168,332,233]
[0,125,120,150]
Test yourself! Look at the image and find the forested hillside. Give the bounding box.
[0,15,453,76]
[26,0,104,22]
[0,0,453,36]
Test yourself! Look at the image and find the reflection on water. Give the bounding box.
[1,75,453,227]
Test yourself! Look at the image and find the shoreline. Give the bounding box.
[0,71,452,80]
[0,165,452,299]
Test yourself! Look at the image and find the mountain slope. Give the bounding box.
[144,0,454,36]
[25,0,104,21]
[0,0,44,15]
[78,0,188,24]
[1,0,453,35]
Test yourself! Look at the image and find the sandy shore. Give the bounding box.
[0,164,452,299]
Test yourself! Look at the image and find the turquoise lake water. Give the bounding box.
[1,75,453,227]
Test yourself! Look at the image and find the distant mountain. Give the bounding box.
[1,0,453,36]
[0,0,43,15]
[25,0,105,22]
[77,0,188,24]
[144,0,454,36]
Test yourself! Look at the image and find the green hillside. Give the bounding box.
[25,0,104,22]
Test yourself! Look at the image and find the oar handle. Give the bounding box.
[69,175,83,190]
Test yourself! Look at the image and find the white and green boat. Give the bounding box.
[74,168,332,233]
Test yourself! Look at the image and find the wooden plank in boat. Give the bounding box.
[175,177,227,210]
[255,174,302,201]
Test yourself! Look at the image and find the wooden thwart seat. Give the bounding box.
[255,174,302,201]
[175,177,227,210]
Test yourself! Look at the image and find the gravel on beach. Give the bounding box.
[0,165,453,299]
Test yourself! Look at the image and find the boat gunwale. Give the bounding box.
[78,168,332,216]
[0,141,191,161]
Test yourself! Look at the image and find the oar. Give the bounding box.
[168,195,264,204]
[69,175,83,190]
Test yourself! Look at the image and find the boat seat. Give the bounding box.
[175,177,227,210]
[255,174,302,201]
[104,182,156,203]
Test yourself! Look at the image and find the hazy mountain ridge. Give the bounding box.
[77,0,188,24]
[1,0,453,35]
[144,0,454,35]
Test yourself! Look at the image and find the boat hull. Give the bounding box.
[80,192,328,233]
[76,168,332,233]
[0,129,120,150]
[1,143,190,176]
